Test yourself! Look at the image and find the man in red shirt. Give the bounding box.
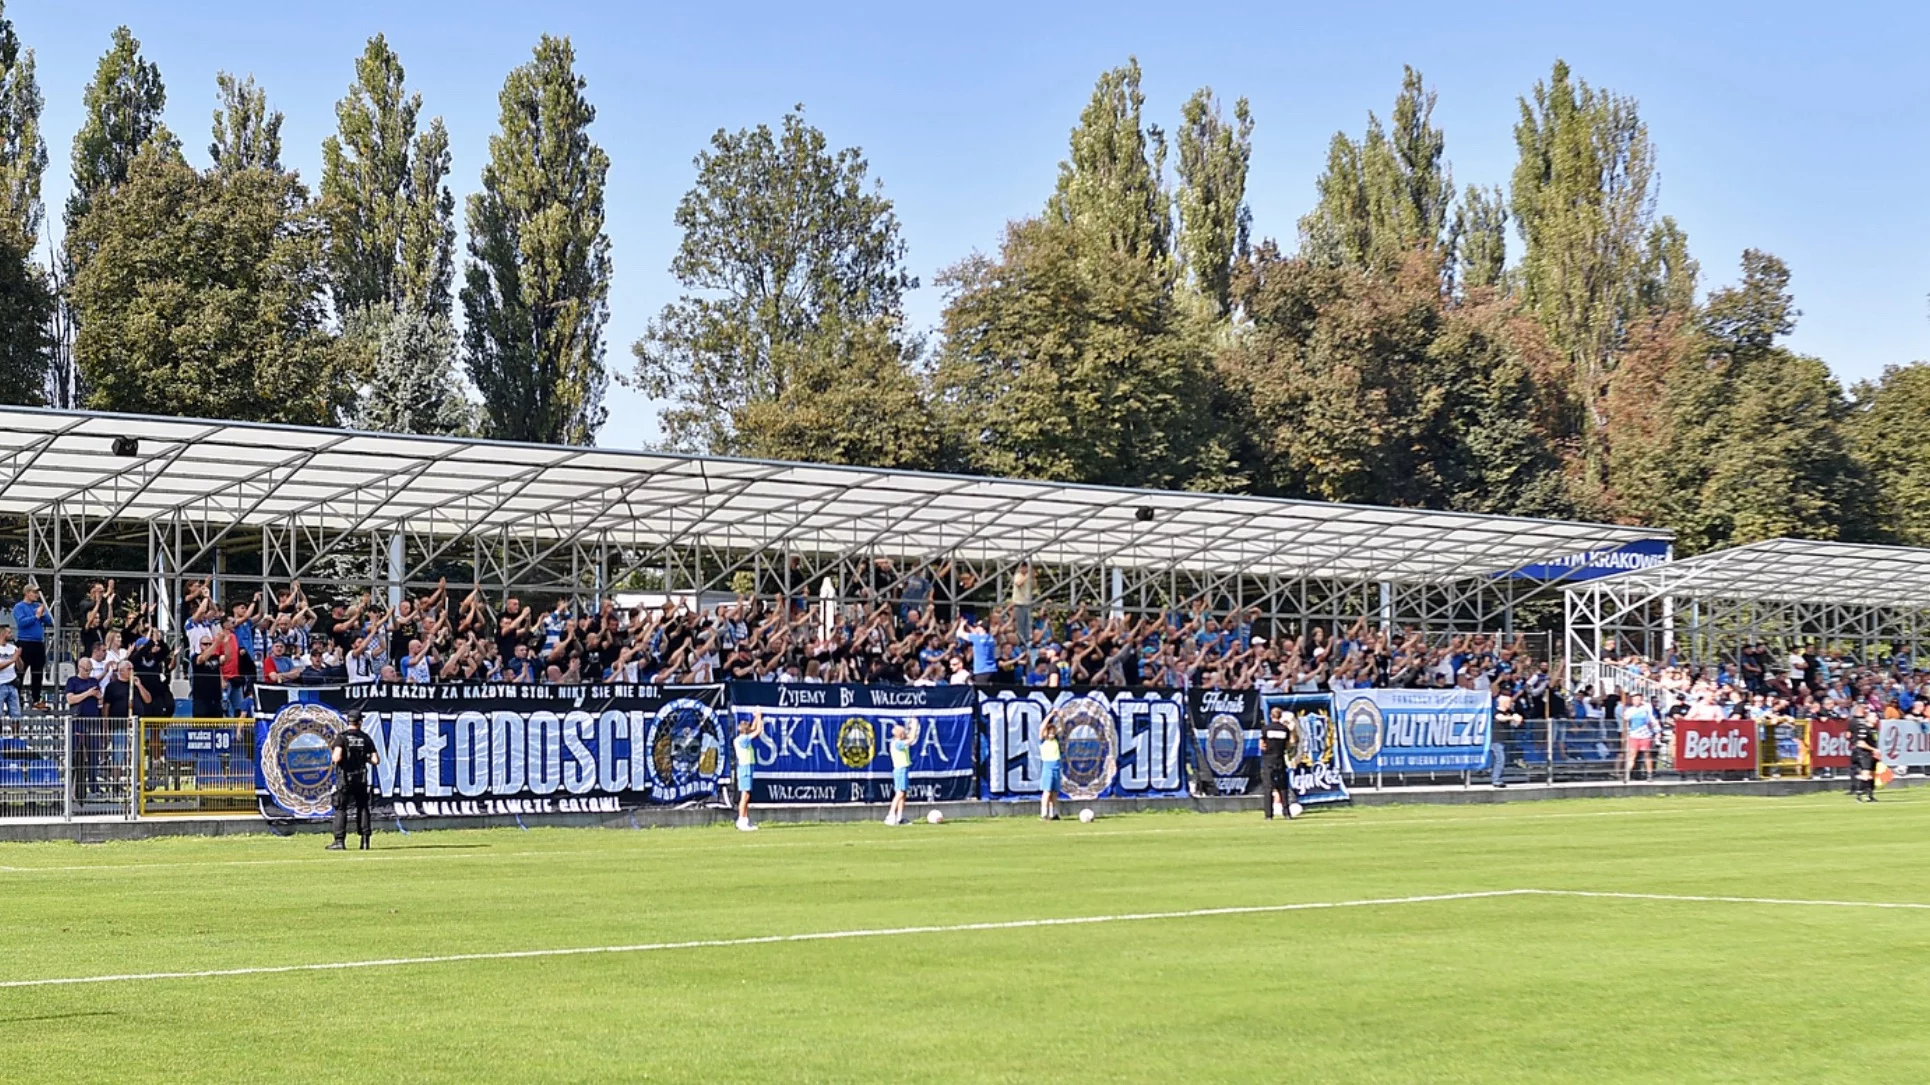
[215,618,243,717]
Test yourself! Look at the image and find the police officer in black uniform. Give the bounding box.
[1260,705,1302,820]
[1848,709,1879,803]
[328,710,381,849]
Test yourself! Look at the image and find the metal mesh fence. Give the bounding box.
[0,716,137,820]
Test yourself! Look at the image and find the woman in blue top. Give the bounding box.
[734,708,767,832]
[884,719,923,825]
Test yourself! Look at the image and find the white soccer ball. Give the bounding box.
[1078,808,1095,823]
[926,810,944,825]
[1287,802,1305,819]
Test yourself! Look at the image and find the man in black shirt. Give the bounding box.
[1848,710,1879,803]
[328,711,381,850]
[1260,705,1302,820]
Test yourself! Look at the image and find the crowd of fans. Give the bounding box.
[9,573,1928,739]
[1593,642,1930,727]
[2,571,1561,719]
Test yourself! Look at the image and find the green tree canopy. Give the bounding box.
[633,108,917,453]
[0,0,49,406]
[1851,363,1930,547]
[1174,87,1252,315]
[1299,66,1452,277]
[68,140,344,424]
[320,35,454,320]
[66,26,171,240]
[460,35,611,446]
[936,60,1232,490]
[209,72,282,174]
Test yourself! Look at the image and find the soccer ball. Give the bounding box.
[1078,808,1095,824]
[926,810,944,825]
[1287,802,1305,819]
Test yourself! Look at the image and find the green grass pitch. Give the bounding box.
[2,791,1927,1083]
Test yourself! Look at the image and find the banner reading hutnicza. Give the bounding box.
[727,683,977,804]
[256,684,727,820]
[1331,688,1492,774]
[981,687,1186,800]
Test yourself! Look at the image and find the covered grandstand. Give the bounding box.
[0,407,1664,654]
[1563,537,1930,679]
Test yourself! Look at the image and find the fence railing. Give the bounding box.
[0,713,1859,822]
[0,716,138,820]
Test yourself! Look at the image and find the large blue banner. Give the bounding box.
[1505,539,1669,582]
[980,688,1187,800]
[726,683,977,804]
[1332,688,1492,774]
[255,683,729,819]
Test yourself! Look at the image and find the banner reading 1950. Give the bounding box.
[255,684,728,820]
[980,687,1187,800]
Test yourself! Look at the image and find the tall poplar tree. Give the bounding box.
[937,59,1233,490]
[66,26,170,244]
[320,35,454,319]
[1174,88,1252,315]
[459,35,610,445]
[1510,60,1663,479]
[0,0,50,405]
[1299,66,1452,277]
[209,73,281,174]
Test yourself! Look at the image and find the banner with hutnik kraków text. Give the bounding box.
[1187,689,1347,805]
[255,684,728,820]
[980,687,1187,800]
[726,683,977,804]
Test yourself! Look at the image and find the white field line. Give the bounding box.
[0,890,1525,989]
[7,887,1930,991]
[0,798,1898,876]
[1520,889,1930,911]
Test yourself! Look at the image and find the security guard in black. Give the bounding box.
[329,712,381,850]
[1260,707,1300,819]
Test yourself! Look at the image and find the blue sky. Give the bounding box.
[13,1,1927,449]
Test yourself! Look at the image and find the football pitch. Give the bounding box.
[3,792,1927,1084]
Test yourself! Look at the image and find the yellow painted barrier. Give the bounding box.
[137,718,258,816]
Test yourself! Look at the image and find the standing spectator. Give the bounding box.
[11,583,48,710]
[1491,694,1525,788]
[0,624,18,721]
[1012,561,1035,666]
[1621,697,1658,783]
[954,616,998,687]
[102,660,151,720]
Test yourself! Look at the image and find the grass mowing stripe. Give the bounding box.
[8,885,1927,991]
[0,889,1529,988]
[6,794,1918,875]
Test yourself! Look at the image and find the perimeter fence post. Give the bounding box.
[61,714,72,821]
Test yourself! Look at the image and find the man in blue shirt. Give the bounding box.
[11,584,47,709]
[954,617,999,687]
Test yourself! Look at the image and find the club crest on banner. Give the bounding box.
[1050,695,1118,800]
[1204,713,1245,776]
[1342,696,1384,764]
[837,716,877,769]
[648,698,724,792]
[261,702,340,817]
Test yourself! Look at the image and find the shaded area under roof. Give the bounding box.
[0,407,1666,584]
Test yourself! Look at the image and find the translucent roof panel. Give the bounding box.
[1565,537,1930,609]
[0,407,1668,584]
